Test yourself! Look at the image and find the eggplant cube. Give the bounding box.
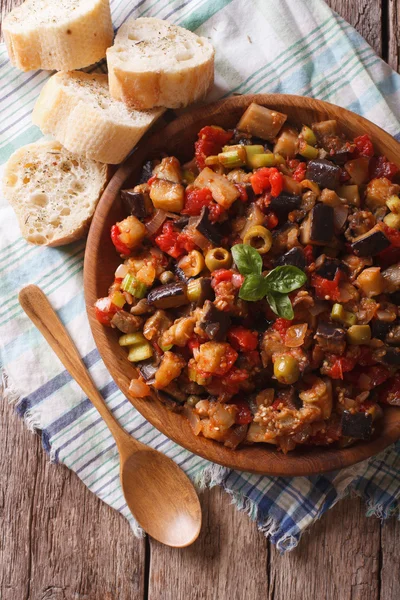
[306,159,341,190]
[380,347,400,366]
[351,226,390,257]
[275,247,306,270]
[300,203,334,246]
[341,411,373,440]
[198,300,231,341]
[121,189,147,220]
[192,206,222,246]
[269,191,302,217]
[147,283,188,309]
[315,322,346,354]
[315,257,342,281]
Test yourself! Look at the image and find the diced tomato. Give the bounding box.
[194,126,233,169]
[250,167,283,197]
[94,297,119,326]
[231,399,253,425]
[379,245,400,268]
[208,203,226,223]
[182,187,213,215]
[154,221,195,258]
[369,155,399,180]
[292,161,307,182]
[379,374,400,406]
[187,336,201,352]
[383,225,400,247]
[235,183,249,202]
[211,269,234,287]
[213,345,239,377]
[272,318,291,336]
[227,326,259,352]
[367,365,391,388]
[311,270,341,301]
[325,355,357,380]
[354,134,374,157]
[265,211,279,229]
[111,224,131,256]
[303,244,314,264]
[357,346,376,367]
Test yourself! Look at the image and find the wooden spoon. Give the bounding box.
[19,285,202,548]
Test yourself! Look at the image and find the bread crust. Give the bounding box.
[3,0,114,71]
[107,17,215,110]
[32,71,165,164]
[2,141,109,247]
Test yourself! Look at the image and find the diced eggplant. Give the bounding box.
[300,203,334,246]
[163,382,187,402]
[382,263,400,293]
[174,264,190,284]
[370,319,392,341]
[389,290,400,305]
[191,206,222,245]
[269,191,302,217]
[121,189,148,220]
[147,282,188,309]
[314,322,346,354]
[111,310,143,334]
[341,411,373,440]
[138,160,155,184]
[236,103,287,141]
[306,159,341,189]
[274,247,306,270]
[198,300,231,341]
[174,215,190,230]
[386,322,400,346]
[378,346,400,365]
[329,148,352,165]
[139,360,159,381]
[156,390,184,412]
[351,225,390,257]
[315,257,343,281]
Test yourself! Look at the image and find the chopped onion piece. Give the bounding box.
[285,323,308,347]
[129,378,151,398]
[183,405,202,435]
[333,204,349,231]
[145,209,167,236]
[115,263,129,279]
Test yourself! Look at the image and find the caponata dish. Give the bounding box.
[94,102,400,452]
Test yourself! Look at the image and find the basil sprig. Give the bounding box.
[231,244,307,320]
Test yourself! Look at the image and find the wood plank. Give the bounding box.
[325,0,383,56]
[388,0,400,71]
[380,518,400,600]
[148,486,269,600]
[0,400,146,600]
[269,496,381,600]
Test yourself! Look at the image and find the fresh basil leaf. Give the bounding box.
[266,292,294,320]
[239,274,268,301]
[232,244,262,276]
[264,265,307,294]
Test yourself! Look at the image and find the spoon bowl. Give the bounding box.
[120,448,202,547]
[19,285,202,548]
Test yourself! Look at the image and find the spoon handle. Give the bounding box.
[19,285,131,446]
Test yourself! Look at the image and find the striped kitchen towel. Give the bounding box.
[1,0,399,552]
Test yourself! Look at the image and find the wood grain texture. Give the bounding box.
[0,399,146,600]
[388,0,400,70]
[85,93,400,477]
[1,1,400,600]
[148,486,269,600]
[326,0,383,55]
[269,496,382,600]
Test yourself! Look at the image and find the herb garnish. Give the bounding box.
[231,244,307,320]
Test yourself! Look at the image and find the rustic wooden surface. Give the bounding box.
[1,1,399,599]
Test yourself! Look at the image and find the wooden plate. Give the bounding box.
[84,94,400,476]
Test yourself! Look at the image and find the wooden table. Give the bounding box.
[1,1,400,599]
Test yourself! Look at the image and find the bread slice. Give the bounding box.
[3,0,113,71]
[2,140,109,246]
[107,17,215,110]
[32,71,165,164]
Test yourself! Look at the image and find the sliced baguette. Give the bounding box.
[2,140,109,246]
[107,17,215,110]
[3,0,113,71]
[32,71,165,164]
